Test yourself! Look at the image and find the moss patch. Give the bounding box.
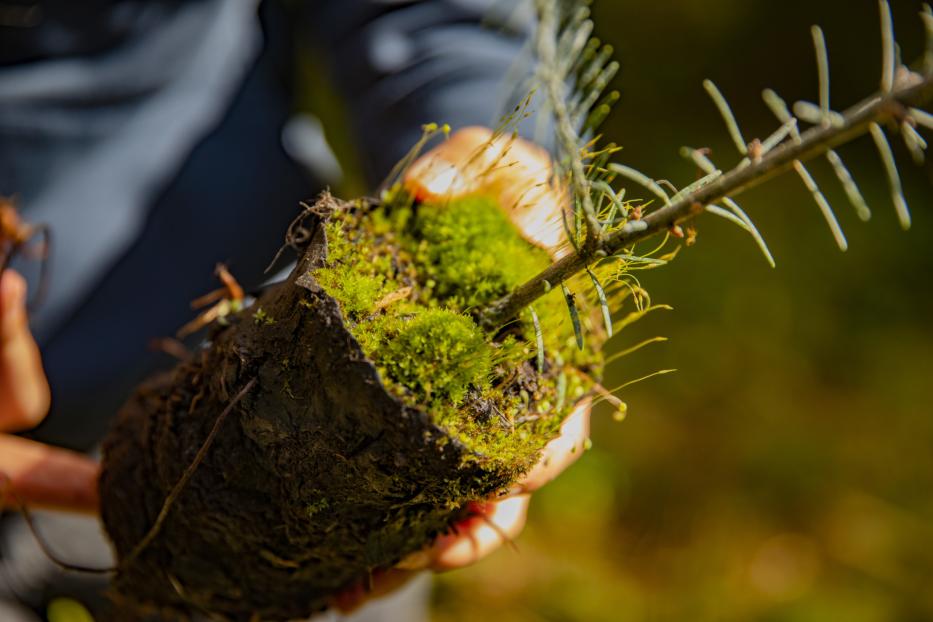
[412,196,554,310]
[313,194,600,480]
[313,219,395,317]
[370,309,491,406]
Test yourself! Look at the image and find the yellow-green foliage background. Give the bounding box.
[429,2,933,621]
[308,1,932,620]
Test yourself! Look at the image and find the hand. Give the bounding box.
[0,270,99,514]
[333,128,589,613]
[404,126,568,254]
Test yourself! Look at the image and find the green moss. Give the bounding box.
[306,497,330,519]
[312,193,601,481]
[412,196,552,310]
[253,308,276,326]
[354,306,498,409]
[380,309,491,406]
[313,219,394,319]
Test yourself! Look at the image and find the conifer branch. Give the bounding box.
[534,0,602,250]
[479,73,933,330]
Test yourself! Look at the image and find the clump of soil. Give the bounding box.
[99,192,602,621]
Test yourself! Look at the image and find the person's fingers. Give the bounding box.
[404,126,493,199]
[394,400,590,574]
[429,494,530,572]
[0,434,100,514]
[513,398,591,494]
[0,270,50,432]
[403,126,568,253]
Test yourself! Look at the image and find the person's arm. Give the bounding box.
[0,271,98,514]
[304,0,538,183]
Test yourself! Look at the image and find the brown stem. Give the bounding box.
[478,73,933,330]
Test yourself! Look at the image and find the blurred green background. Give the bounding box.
[310,1,932,620]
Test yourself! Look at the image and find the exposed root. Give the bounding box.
[119,377,258,570]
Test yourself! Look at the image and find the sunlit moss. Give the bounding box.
[313,219,393,319]
[354,306,494,409]
[380,309,491,406]
[412,196,553,310]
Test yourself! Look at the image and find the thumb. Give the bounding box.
[403,126,568,254]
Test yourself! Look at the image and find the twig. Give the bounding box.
[478,74,933,329]
[763,88,872,222]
